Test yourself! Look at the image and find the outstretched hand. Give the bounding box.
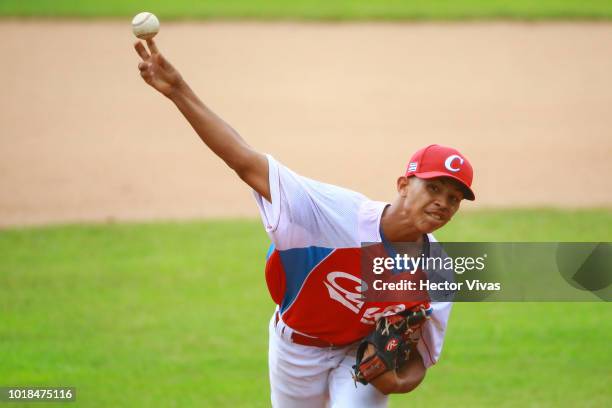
[134,38,183,98]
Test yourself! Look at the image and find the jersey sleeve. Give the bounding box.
[252,154,366,250]
[416,301,452,368]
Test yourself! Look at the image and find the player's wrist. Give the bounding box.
[166,77,189,101]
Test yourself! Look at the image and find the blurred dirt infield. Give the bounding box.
[1,21,611,227]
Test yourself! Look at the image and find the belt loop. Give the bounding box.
[275,311,288,340]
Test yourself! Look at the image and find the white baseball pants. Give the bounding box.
[268,312,388,408]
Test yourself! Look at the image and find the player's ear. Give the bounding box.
[396,176,410,194]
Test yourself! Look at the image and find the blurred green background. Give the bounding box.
[1,0,612,20]
[1,210,611,407]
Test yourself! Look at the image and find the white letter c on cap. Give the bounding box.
[444,155,464,172]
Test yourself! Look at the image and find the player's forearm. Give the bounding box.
[167,80,271,199]
[169,80,254,170]
[134,39,270,199]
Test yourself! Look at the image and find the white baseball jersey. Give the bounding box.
[253,154,452,368]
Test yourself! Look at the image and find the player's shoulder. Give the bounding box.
[357,200,388,243]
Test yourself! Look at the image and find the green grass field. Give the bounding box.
[1,0,612,20]
[1,209,611,407]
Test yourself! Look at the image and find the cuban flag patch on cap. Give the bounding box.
[408,162,418,172]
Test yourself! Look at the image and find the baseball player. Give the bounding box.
[134,38,475,407]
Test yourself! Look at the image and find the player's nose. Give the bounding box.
[432,199,450,213]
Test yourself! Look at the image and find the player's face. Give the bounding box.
[399,176,464,233]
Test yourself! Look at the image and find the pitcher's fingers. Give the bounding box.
[154,53,168,68]
[138,62,149,72]
[140,70,151,81]
[146,38,159,55]
[134,41,150,60]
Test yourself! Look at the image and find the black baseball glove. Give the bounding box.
[353,306,432,385]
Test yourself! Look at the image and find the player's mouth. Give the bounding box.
[424,210,447,223]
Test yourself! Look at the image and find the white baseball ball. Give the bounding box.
[132,12,160,40]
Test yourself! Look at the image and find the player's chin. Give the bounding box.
[420,215,448,233]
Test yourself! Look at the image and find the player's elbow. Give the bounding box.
[227,150,252,176]
[395,366,426,394]
[230,150,271,201]
[228,148,264,177]
[376,383,397,396]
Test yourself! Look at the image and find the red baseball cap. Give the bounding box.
[405,144,475,200]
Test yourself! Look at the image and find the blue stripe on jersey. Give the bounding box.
[266,243,276,260]
[278,246,334,313]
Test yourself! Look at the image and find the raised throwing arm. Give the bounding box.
[134,39,270,201]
